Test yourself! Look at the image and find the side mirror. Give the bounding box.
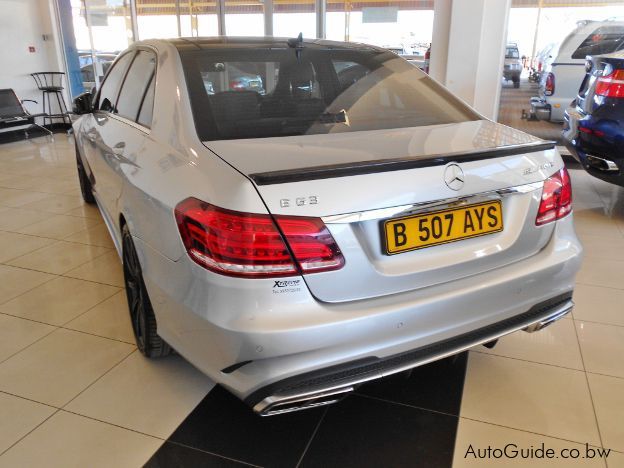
[73,91,93,115]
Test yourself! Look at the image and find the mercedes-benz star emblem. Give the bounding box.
[444,164,465,191]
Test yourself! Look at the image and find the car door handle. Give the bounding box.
[112,142,125,156]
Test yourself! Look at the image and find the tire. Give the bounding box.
[75,143,96,204]
[122,224,171,358]
[513,77,520,88]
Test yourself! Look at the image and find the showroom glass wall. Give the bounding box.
[57,0,436,98]
[326,0,433,54]
[66,0,134,92]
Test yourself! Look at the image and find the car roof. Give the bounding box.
[139,36,383,52]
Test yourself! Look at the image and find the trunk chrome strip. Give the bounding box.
[321,182,543,224]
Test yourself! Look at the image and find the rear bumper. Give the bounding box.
[563,108,624,186]
[250,292,573,415]
[136,214,582,412]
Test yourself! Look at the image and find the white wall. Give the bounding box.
[0,0,63,114]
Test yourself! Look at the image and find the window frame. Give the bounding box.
[95,45,158,133]
[136,70,156,129]
[116,48,158,128]
[94,51,136,114]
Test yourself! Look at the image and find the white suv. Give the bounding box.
[531,19,624,122]
[503,43,522,88]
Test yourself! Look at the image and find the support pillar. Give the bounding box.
[431,0,511,121]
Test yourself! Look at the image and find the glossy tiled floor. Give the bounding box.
[0,133,623,467]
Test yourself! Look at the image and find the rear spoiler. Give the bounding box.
[249,141,556,186]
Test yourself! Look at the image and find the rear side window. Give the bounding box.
[116,50,157,122]
[97,52,134,112]
[572,25,624,59]
[179,48,479,141]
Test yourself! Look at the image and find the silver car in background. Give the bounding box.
[503,43,522,88]
[72,37,582,416]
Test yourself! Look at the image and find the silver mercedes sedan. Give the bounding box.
[72,37,582,416]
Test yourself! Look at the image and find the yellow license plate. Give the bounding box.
[383,201,503,255]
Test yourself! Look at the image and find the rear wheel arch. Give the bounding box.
[75,142,96,205]
[121,222,171,358]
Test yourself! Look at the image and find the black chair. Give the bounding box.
[31,72,72,128]
[0,88,53,140]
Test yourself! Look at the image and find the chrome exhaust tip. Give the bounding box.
[256,386,354,416]
[523,302,573,333]
[586,155,619,172]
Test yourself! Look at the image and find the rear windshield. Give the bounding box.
[571,25,624,59]
[178,47,479,141]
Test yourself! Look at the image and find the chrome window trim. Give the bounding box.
[106,113,151,134]
[321,182,543,224]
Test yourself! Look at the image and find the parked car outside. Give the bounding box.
[80,61,112,90]
[229,74,265,94]
[531,19,624,122]
[503,43,522,88]
[77,51,118,68]
[72,37,582,416]
[534,42,556,76]
[563,50,624,186]
[386,46,406,56]
[78,52,118,91]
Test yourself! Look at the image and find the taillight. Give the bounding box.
[544,72,555,96]
[595,69,624,98]
[174,198,344,278]
[578,126,605,137]
[535,168,572,226]
[274,216,345,273]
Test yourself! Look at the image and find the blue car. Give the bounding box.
[563,50,624,186]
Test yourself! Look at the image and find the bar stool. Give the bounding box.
[30,72,72,128]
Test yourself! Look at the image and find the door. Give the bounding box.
[90,49,157,227]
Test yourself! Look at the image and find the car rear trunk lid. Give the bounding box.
[204,120,561,303]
